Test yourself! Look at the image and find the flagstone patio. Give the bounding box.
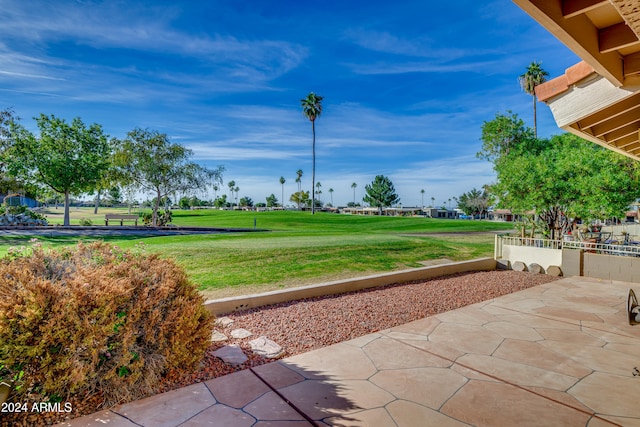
[57,276,640,426]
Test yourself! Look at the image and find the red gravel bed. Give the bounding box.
[3,270,557,426]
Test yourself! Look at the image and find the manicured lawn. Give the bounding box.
[1,208,513,298]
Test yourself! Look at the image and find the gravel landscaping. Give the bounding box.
[4,270,558,426]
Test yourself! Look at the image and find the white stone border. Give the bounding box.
[204,258,496,315]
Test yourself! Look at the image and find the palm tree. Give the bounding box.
[279,176,285,208]
[420,189,425,207]
[301,92,324,214]
[295,169,303,192]
[212,184,219,200]
[329,188,334,206]
[227,180,235,207]
[519,61,549,138]
[315,181,322,206]
[431,197,435,208]
[351,182,357,204]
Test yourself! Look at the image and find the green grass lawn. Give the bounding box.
[2,208,513,298]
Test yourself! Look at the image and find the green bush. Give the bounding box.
[0,241,213,405]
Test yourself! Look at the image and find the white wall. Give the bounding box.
[501,245,563,272]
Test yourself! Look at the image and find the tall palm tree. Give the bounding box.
[420,189,425,207]
[519,61,549,138]
[301,92,324,214]
[295,169,303,192]
[351,182,357,204]
[431,197,435,208]
[227,180,235,207]
[279,176,285,208]
[329,188,334,206]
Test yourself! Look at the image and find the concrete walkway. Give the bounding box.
[57,276,640,426]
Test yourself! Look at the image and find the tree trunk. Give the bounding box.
[533,94,538,138]
[311,120,316,215]
[93,189,101,215]
[153,190,161,226]
[63,191,70,226]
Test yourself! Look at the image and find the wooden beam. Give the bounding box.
[625,52,640,77]
[512,0,625,85]
[591,109,640,137]
[603,122,640,142]
[614,134,640,148]
[599,22,640,53]
[577,91,640,129]
[562,0,608,19]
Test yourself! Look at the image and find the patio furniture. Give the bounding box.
[628,289,640,325]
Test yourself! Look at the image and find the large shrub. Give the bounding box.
[0,241,213,405]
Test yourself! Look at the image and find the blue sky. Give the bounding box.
[0,0,579,207]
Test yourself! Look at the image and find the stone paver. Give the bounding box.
[57,276,640,427]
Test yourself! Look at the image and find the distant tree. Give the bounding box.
[179,196,191,210]
[266,193,278,207]
[301,92,323,214]
[347,201,361,208]
[430,197,435,207]
[9,114,112,226]
[107,186,122,206]
[279,176,285,208]
[351,182,357,204]
[239,196,253,207]
[420,189,425,207]
[234,186,239,206]
[295,170,303,192]
[212,184,219,200]
[214,194,228,208]
[115,128,223,226]
[294,170,303,208]
[227,180,236,206]
[328,188,334,206]
[363,175,400,214]
[290,191,310,208]
[519,61,549,138]
[315,181,322,204]
[458,188,490,217]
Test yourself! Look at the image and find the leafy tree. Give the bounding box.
[290,190,310,208]
[479,112,640,239]
[363,175,400,214]
[9,114,112,226]
[107,186,122,206]
[518,61,549,138]
[239,196,253,207]
[115,128,223,226]
[214,194,228,208]
[458,188,490,218]
[266,193,278,207]
[301,92,323,214]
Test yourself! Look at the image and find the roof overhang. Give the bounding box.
[513,0,640,161]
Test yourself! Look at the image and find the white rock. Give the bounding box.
[230,328,252,339]
[215,316,234,328]
[249,336,284,359]
[211,330,228,342]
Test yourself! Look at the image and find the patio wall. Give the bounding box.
[501,244,562,271]
[204,257,496,315]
